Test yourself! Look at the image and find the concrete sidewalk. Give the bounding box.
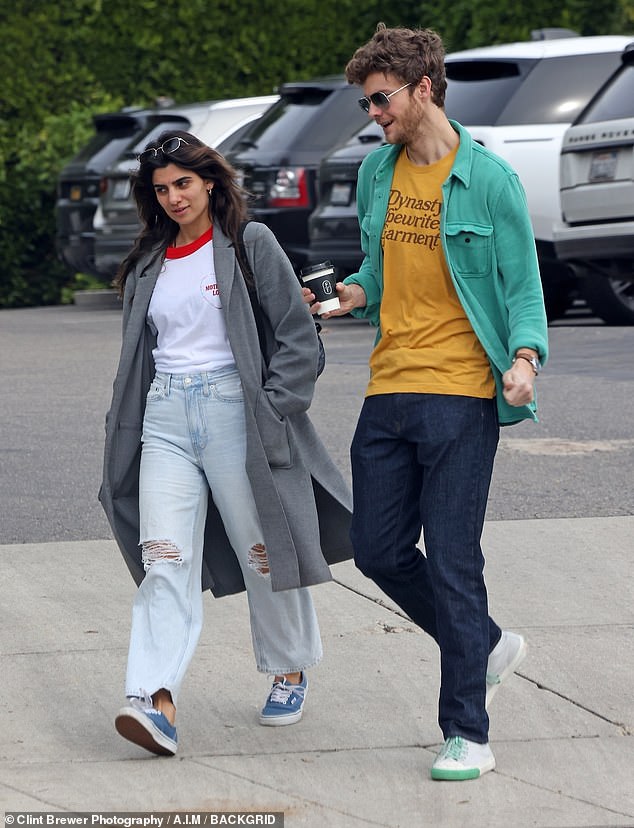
[1,516,633,826]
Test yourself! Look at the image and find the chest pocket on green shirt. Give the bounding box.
[445,223,493,277]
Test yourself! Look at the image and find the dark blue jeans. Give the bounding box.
[350,393,502,744]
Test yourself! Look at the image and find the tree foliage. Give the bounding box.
[0,0,631,306]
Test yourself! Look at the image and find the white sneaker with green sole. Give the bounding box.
[431,736,495,781]
[486,630,527,708]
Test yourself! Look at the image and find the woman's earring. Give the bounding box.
[207,189,212,197]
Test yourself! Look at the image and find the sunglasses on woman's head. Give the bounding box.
[358,82,412,113]
[137,136,190,163]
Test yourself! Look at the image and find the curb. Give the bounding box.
[73,289,121,310]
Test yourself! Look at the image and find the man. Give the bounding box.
[313,24,548,780]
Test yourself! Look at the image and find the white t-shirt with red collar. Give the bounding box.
[147,227,235,373]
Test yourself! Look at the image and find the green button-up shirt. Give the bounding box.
[344,120,549,425]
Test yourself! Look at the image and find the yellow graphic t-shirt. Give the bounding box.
[367,147,495,399]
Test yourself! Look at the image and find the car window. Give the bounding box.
[233,90,330,151]
[233,86,366,152]
[496,52,623,125]
[69,114,146,167]
[577,63,634,123]
[126,118,194,156]
[445,59,536,126]
[196,106,264,146]
[343,119,384,146]
[70,133,139,169]
[216,120,260,154]
[305,86,367,150]
[71,132,121,163]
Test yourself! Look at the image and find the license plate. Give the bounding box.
[113,178,131,200]
[589,151,617,182]
[70,185,82,201]
[330,182,352,206]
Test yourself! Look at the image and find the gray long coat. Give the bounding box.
[99,221,353,595]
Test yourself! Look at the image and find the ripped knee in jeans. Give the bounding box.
[141,539,183,571]
[247,542,270,577]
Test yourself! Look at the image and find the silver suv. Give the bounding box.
[554,43,634,324]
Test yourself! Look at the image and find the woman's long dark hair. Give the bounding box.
[114,129,249,295]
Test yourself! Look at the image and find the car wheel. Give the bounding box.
[540,262,574,323]
[582,263,634,325]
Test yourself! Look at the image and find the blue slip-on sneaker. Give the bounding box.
[115,695,178,756]
[431,736,496,781]
[486,630,528,708]
[259,673,307,726]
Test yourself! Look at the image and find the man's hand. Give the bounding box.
[301,282,367,318]
[502,359,536,406]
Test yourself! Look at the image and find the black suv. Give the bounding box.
[56,108,155,277]
[226,77,368,270]
[308,120,384,276]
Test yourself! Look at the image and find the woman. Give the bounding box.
[99,130,352,757]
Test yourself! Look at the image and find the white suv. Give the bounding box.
[444,32,634,319]
[553,43,634,324]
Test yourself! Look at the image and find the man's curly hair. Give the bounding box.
[345,23,447,108]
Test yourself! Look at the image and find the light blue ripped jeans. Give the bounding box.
[125,365,322,705]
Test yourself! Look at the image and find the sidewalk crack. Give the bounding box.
[332,579,412,623]
[334,579,631,735]
[516,675,631,734]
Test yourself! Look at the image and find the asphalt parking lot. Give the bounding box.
[1,303,633,826]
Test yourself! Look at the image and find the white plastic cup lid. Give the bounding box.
[300,261,334,279]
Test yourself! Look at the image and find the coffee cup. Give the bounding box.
[300,261,340,315]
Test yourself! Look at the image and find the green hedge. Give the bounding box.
[0,0,630,307]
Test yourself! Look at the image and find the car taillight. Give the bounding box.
[99,177,108,195]
[269,167,310,207]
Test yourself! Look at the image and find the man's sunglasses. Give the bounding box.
[358,82,411,113]
[137,136,190,163]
